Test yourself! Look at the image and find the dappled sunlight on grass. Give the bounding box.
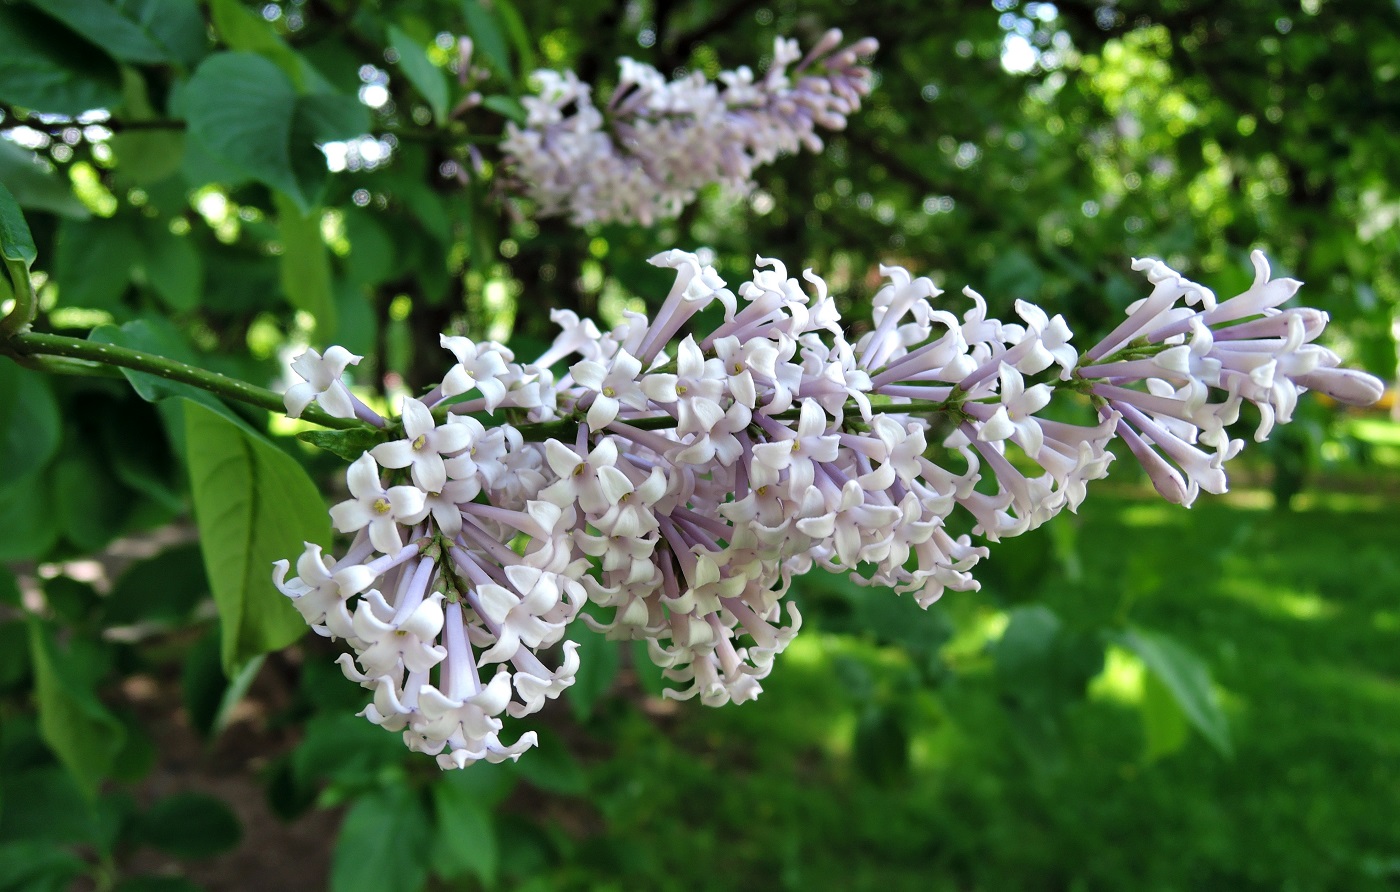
[565,482,1400,891]
[1216,576,1339,622]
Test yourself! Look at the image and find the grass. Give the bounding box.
[532,476,1400,892]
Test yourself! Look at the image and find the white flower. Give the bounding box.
[350,590,447,677]
[328,454,428,554]
[284,346,361,419]
[440,336,513,409]
[370,398,474,492]
[571,349,649,431]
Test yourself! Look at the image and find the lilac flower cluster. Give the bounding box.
[275,249,1381,768]
[500,30,877,226]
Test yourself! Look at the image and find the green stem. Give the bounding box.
[6,331,364,430]
[0,257,36,338]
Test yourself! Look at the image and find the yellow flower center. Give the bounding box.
[412,434,427,450]
[373,498,392,515]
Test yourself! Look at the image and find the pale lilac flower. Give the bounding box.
[371,398,474,492]
[328,454,427,555]
[284,346,362,419]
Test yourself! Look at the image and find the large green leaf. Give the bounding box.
[1119,627,1233,758]
[0,767,100,845]
[31,0,206,67]
[182,53,302,202]
[181,631,263,739]
[137,222,203,312]
[461,0,513,83]
[183,52,367,212]
[183,400,329,673]
[388,24,449,124]
[207,0,315,89]
[0,5,122,115]
[331,786,430,892]
[430,780,498,885]
[0,359,60,488]
[275,195,336,337]
[28,618,127,799]
[53,216,139,309]
[0,182,38,268]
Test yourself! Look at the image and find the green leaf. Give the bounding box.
[137,792,242,859]
[0,5,122,115]
[1140,669,1191,762]
[492,0,535,73]
[97,395,185,513]
[341,208,394,287]
[0,182,37,267]
[32,0,205,66]
[565,625,619,722]
[461,0,513,83]
[43,576,101,625]
[108,710,157,782]
[296,91,371,141]
[183,52,300,200]
[291,713,406,789]
[992,605,1062,676]
[104,543,208,627]
[54,446,134,552]
[183,53,364,213]
[27,618,127,799]
[1119,627,1233,758]
[0,359,60,488]
[182,630,264,739]
[207,0,308,89]
[0,141,89,219]
[0,841,87,892]
[480,94,526,125]
[0,469,61,561]
[275,195,336,337]
[296,427,390,462]
[431,780,498,885]
[183,400,329,673]
[0,767,100,845]
[88,320,246,432]
[138,224,203,312]
[331,786,430,892]
[388,24,449,124]
[54,216,139,309]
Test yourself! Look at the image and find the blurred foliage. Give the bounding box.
[0,0,1397,890]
